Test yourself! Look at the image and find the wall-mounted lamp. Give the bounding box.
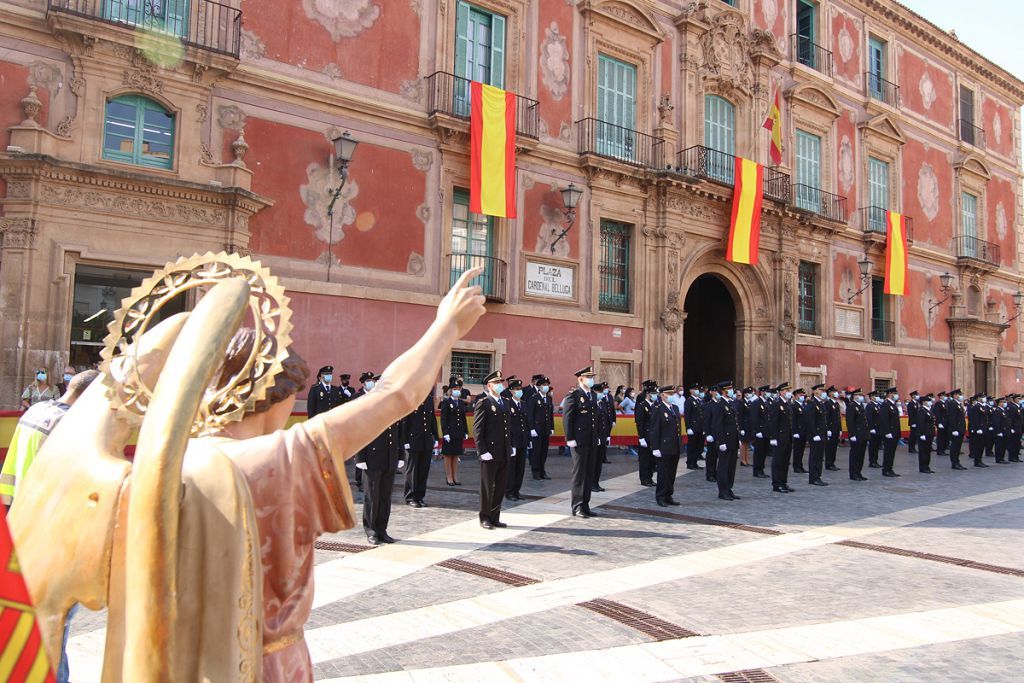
[927,271,956,315]
[1004,289,1024,326]
[549,183,584,254]
[325,132,358,281]
[846,256,873,303]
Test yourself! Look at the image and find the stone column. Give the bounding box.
[0,218,38,408]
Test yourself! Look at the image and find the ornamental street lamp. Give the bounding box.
[927,271,956,315]
[325,132,358,281]
[549,183,584,254]
[1005,290,1024,325]
[846,256,873,303]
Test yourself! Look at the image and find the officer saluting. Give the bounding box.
[648,384,683,507]
[474,371,513,529]
[565,366,600,518]
[307,365,341,418]
[505,377,530,501]
[705,381,740,501]
[337,373,356,402]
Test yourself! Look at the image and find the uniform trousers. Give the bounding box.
[655,451,680,503]
[936,426,949,455]
[995,434,1008,463]
[882,435,898,472]
[479,456,508,524]
[969,431,986,463]
[985,430,995,458]
[868,433,882,466]
[715,440,738,496]
[770,435,792,487]
[918,436,933,471]
[1009,434,1022,462]
[947,432,964,467]
[593,442,607,486]
[637,445,655,484]
[505,445,528,497]
[808,438,825,482]
[753,437,769,474]
[791,437,806,472]
[825,435,839,469]
[362,469,395,539]
[704,441,719,482]
[403,448,432,503]
[686,431,704,469]
[849,437,867,479]
[570,445,596,512]
[908,423,918,452]
[529,433,550,477]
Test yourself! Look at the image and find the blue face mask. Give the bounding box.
[513,389,523,399]
[585,377,596,388]
[539,385,550,394]
[699,392,706,399]
[63,373,73,383]
[323,374,333,384]
[797,395,806,404]
[36,372,47,381]
[726,389,736,399]
[493,383,506,394]
[364,380,376,391]
[451,388,461,398]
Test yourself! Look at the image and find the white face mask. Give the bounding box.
[584,377,596,388]
[450,388,460,398]
[539,385,550,394]
[726,389,736,399]
[783,391,792,400]
[364,380,376,391]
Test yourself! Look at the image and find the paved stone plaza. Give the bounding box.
[68,447,1024,681]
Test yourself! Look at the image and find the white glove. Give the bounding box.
[356,462,368,470]
[850,436,857,442]
[885,433,893,439]
[398,460,405,468]
[770,439,778,446]
[870,429,876,434]
[511,448,516,457]
[687,429,694,436]
[718,444,727,452]
[531,429,538,437]
[976,430,983,434]
[706,435,715,443]
[606,437,611,445]
[910,424,916,429]
[444,434,451,442]
[998,433,1004,438]
[812,435,821,442]
[639,438,647,447]
[793,433,800,439]
[920,435,927,441]
[740,430,746,437]
[567,440,577,448]
[653,449,662,458]
[550,430,554,436]
[989,427,994,431]
[756,432,763,439]
[938,424,945,429]
[953,431,960,436]
[433,441,439,448]
[404,443,411,450]
[827,431,833,438]
[480,453,493,461]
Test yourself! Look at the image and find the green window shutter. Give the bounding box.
[451,187,494,291]
[596,55,637,160]
[454,1,471,80]
[704,95,735,183]
[961,192,978,257]
[599,220,631,313]
[490,13,505,88]
[103,94,174,170]
[165,0,189,38]
[795,130,821,210]
[867,157,889,232]
[868,37,885,95]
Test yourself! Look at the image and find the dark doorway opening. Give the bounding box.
[683,274,737,388]
[974,358,990,396]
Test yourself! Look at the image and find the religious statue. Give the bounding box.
[8,253,487,681]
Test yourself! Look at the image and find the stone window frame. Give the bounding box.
[444,338,507,396]
[590,345,644,388]
[954,154,991,244]
[858,114,906,212]
[436,0,527,95]
[700,91,753,161]
[869,369,898,392]
[785,84,841,193]
[97,87,182,174]
[439,168,510,296]
[798,363,827,388]
[592,211,638,317]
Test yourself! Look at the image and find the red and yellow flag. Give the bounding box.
[470,82,517,218]
[762,87,783,165]
[726,157,765,265]
[884,210,909,296]
[0,507,55,683]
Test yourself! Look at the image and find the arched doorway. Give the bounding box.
[683,274,737,387]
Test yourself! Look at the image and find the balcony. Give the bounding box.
[676,145,791,203]
[425,71,539,140]
[865,72,900,107]
[791,184,847,223]
[48,0,242,58]
[871,319,895,346]
[859,206,914,244]
[958,119,986,149]
[576,118,665,170]
[955,235,1000,270]
[447,253,508,303]
[791,34,833,77]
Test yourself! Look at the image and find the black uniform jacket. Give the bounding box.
[440,395,469,440]
[564,386,600,447]
[403,395,440,451]
[767,399,794,440]
[647,400,683,456]
[306,381,341,418]
[509,398,530,452]
[846,401,869,441]
[684,394,704,433]
[706,397,738,446]
[525,391,554,435]
[474,394,513,460]
[356,420,405,472]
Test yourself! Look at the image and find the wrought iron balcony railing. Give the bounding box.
[675,145,791,203]
[792,34,833,76]
[447,253,508,302]
[955,235,1000,266]
[859,206,914,241]
[425,71,539,139]
[48,0,242,58]
[865,72,900,107]
[871,319,895,346]
[958,119,986,148]
[792,184,847,223]
[576,118,665,169]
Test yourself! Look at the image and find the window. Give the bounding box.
[450,351,493,385]
[871,276,893,344]
[599,219,631,313]
[868,37,886,98]
[959,85,977,145]
[596,54,637,161]
[961,191,978,257]
[704,95,736,183]
[451,188,495,292]
[873,378,892,394]
[798,261,818,334]
[103,95,175,169]
[104,0,189,36]
[795,0,817,67]
[867,157,890,232]
[453,2,506,115]
[794,129,822,210]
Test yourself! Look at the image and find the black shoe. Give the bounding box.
[480,521,495,529]
[666,498,681,506]
[730,492,742,499]
[920,468,935,474]
[532,473,543,480]
[446,480,455,486]
[826,465,840,471]
[592,485,606,492]
[740,462,751,467]
[753,471,768,479]
[718,493,736,501]
[996,459,1007,464]
[687,465,704,470]
[1010,459,1023,463]
[706,476,718,483]
[379,533,397,544]
[587,509,599,517]
[810,479,828,486]
[854,476,868,481]
[505,493,516,501]
[882,470,897,477]
[793,467,808,474]
[602,458,611,464]
[572,508,593,518]
[407,500,422,508]
[418,500,428,507]
[656,499,668,507]
[367,535,381,545]
[783,485,796,492]
[492,521,508,529]
[868,463,881,469]
[772,486,789,493]
[641,480,656,487]
[974,461,990,468]
[952,464,967,470]
[453,480,463,486]
[541,473,551,480]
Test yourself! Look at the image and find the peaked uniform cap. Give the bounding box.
[574,366,596,377]
[318,365,333,375]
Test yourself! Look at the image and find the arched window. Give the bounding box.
[704,95,735,182]
[968,285,982,317]
[103,95,175,170]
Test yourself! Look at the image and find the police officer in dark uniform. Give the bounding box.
[824,386,841,471]
[933,390,949,456]
[805,384,829,486]
[984,395,997,459]
[880,387,902,477]
[749,386,769,479]
[791,388,808,474]
[846,387,869,481]
[906,390,920,453]
[592,382,616,492]
[440,376,470,485]
[648,384,683,506]
[526,375,554,480]
[683,384,706,472]
[946,389,967,470]
[767,383,795,493]
[866,391,883,468]
[474,371,513,529]
[706,381,740,501]
[337,373,356,403]
[402,390,440,508]
[993,396,1009,463]
[349,371,380,491]
[506,377,531,501]
[565,366,600,517]
[916,393,937,473]
[1009,395,1024,463]
[634,380,659,486]
[737,387,752,468]
[968,394,990,468]
[307,365,341,417]
[355,381,404,545]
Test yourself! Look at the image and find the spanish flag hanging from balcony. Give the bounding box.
[0,506,55,683]
[726,157,765,265]
[884,210,909,296]
[763,87,783,165]
[470,82,517,218]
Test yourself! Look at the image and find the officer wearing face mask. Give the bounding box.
[968,393,990,468]
[354,373,404,545]
[992,396,1010,464]
[845,388,870,481]
[933,390,949,457]
[474,371,513,529]
[683,384,706,473]
[526,375,555,480]
[944,389,968,470]
[347,370,381,491]
[337,373,355,402]
[805,384,829,486]
[634,379,659,487]
[505,377,531,501]
[767,383,795,493]
[748,386,769,479]
[823,386,841,472]
[440,376,470,485]
[916,394,937,473]
[307,365,341,418]
[791,388,808,475]
[565,367,601,517]
[592,382,616,492]
[648,384,684,507]
[1009,395,1024,463]
[706,381,740,501]
[880,387,902,477]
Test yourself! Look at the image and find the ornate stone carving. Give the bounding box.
[217,105,247,131]
[658,93,674,121]
[407,251,425,276]
[539,22,571,100]
[28,62,62,91]
[196,102,209,123]
[661,291,683,332]
[200,143,215,164]
[699,12,754,95]
[300,162,358,244]
[21,86,42,127]
[399,78,424,104]
[239,29,266,61]
[410,150,433,172]
[520,174,535,190]
[39,185,227,226]
[68,76,85,97]
[322,63,343,80]
[192,63,208,84]
[416,203,431,224]
[301,0,381,41]
[748,28,781,59]
[231,133,249,165]
[123,66,164,96]
[676,1,708,24]
[55,116,74,138]
[0,218,37,249]
[6,181,31,199]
